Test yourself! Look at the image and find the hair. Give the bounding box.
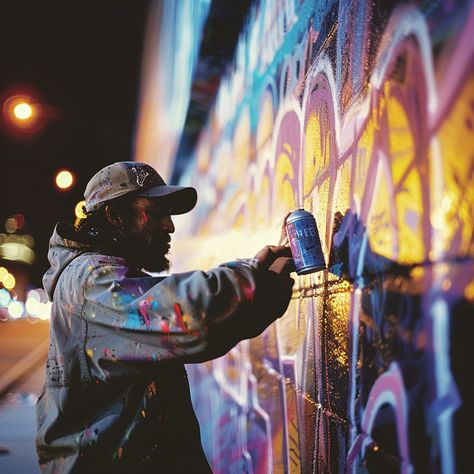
[74,194,137,252]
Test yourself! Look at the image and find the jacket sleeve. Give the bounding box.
[81,259,287,380]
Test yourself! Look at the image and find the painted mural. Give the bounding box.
[171,0,474,472]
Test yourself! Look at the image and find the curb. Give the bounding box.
[0,339,48,399]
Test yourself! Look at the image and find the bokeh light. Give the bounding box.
[0,266,8,280]
[5,217,17,233]
[2,94,39,130]
[0,288,11,307]
[13,102,33,120]
[25,296,40,315]
[13,213,25,230]
[8,300,24,319]
[75,200,87,219]
[36,301,52,320]
[3,273,16,290]
[55,169,74,190]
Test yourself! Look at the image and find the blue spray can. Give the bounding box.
[286,209,326,275]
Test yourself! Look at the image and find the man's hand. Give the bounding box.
[268,256,295,276]
[254,245,295,321]
[254,245,292,270]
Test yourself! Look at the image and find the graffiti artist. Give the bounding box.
[35,161,295,473]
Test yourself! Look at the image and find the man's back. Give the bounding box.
[36,235,211,473]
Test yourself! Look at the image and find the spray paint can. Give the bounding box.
[286,209,326,275]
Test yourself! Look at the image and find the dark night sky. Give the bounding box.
[0,1,150,286]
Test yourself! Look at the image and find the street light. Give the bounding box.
[13,102,33,121]
[3,91,67,132]
[55,169,75,190]
[2,95,39,130]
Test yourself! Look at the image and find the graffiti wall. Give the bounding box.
[172,0,474,472]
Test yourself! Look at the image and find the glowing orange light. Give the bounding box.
[55,170,74,190]
[3,95,39,129]
[13,102,33,120]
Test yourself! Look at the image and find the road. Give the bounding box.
[0,319,49,474]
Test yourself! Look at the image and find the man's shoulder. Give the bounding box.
[69,252,129,275]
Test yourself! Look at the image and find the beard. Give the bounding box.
[121,234,172,273]
[142,251,171,273]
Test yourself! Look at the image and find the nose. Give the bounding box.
[162,215,175,234]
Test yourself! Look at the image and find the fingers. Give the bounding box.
[254,245,292,269]
[268,256,295,275]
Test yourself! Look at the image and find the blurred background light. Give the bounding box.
[0,266,8,280]
[5,217,17,233]
[25,296,40,315]
[36,301,52,320]
[2,94,39,130]
[55,169,74,190]
[13,213,25,230]
[8,300,24,319]
[0,288,11,307]
[2,273,16,290]
[13,101,33,120]
[0,242,35,264]
[27,289,41,302]
[74,200,87,219]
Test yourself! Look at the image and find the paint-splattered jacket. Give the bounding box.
[36,223,288,473]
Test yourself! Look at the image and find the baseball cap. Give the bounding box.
[84,161,197,214]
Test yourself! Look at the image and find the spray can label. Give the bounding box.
[286,210,326,275]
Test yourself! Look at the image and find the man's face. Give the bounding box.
[121,197,175,272]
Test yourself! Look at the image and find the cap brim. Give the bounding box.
[136,185,197,215]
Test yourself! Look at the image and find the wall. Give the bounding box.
[173,0,474,472]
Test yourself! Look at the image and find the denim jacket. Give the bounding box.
[36,223,287,473]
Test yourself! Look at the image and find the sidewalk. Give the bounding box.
[0,319,49,474]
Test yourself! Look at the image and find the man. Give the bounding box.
[36,161,294,473]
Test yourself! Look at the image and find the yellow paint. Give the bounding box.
[327,284,350,369]
[386,92,414,183]
[305,177,330,258]
[273,149,296,216]
[303,111,330,198]
[396,168,425,264]
[384,91,425,264]
[367,159,395,260]
[434,75,474,257]
[86,348,93,358]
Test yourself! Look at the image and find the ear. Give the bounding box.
[105,204,123,228]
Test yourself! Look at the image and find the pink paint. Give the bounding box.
[346,363,413,473]
[137,300,151,328]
